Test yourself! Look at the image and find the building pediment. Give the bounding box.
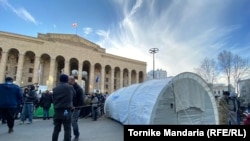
[38,33,105,53]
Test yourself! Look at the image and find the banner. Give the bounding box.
[95,75,100,83]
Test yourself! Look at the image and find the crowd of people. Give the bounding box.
[0,74,107,141]
[218,90,250,125]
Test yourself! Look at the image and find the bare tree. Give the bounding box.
[217,50,233,92]
[232,55,250,94]
[196,57,218,86]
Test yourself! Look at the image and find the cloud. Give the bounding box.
[97,0,243,77]
[82,27,93,35]
[0,0,37,25]
[13,7,37,25]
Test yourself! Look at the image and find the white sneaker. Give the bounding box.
[19,121,24,124]
[26,121,32,124]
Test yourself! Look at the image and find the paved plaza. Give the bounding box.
[0,116,124,141]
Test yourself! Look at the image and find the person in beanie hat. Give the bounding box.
[20,84,37,124]
[59,74,69,83]
[52,74,76,141]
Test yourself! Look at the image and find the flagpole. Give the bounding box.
[72,22,78,35]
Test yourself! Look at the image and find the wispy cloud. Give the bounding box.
[97,0,243,76]
[0,0,37,25]
[82,27,93,35]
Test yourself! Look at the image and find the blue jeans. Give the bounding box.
[71,109,80,138]
[92,106,98,121]
[21,103,33,123]
[43,107,50,119]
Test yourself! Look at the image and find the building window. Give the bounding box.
[28,77,32,82]
[29,68,34,73]
[105,85,108,89]
[106,70,109,74]
[30,59,34,63]
[106,78,109,82]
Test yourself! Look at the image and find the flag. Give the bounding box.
[95,75,100,83]
[72,22,78,28]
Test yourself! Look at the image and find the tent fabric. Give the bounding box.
[104,72,219,125]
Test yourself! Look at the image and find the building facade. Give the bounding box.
[212,83,235,97]
[147,69,167,80]
[0,31,147,94]
[238,79,250,107]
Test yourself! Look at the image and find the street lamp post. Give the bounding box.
[149,48,159,79]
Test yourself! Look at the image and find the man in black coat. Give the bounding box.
[39,90,53,120]
[68,76,84,141]
[52,74,75,141]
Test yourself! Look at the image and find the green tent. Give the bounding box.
[33,105,54,118]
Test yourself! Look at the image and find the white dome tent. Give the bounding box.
[104,72,219,125]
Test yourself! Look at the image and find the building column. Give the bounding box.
[64,60,70,75]
[77,62,83,85]
[32,56,40,84]
[0,51,8,82]
[128,70,131,85]
[110,69,114,93]
[48,58,55,90]
[101,67,105,93]
[16,53,24,86]
[136,72,139,83]
[120,70,123,89]
[89,64,95,93]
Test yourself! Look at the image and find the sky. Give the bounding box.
[1,0,250,79]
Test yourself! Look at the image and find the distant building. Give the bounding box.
[238,79,250,107]
[147,69,167,80]
[212,83,235,97]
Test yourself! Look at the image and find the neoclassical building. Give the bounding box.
[0,31,146,94]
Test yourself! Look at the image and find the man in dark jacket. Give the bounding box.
[0,77,22,133]
[39,90,53,120]
[52,74,75,141]
[68,76,84,141]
